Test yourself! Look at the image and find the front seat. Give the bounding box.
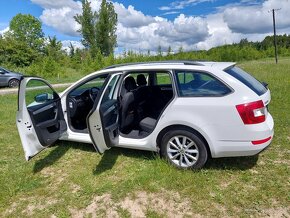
[137,74,147,87]
[135,74,150,120]
[120,76,137,133]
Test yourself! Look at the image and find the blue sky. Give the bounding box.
[0,0,289,52]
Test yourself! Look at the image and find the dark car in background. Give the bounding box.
[0,67,23,88]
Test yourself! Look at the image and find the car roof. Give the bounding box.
[102,61,236,72]
[71,61,236,85]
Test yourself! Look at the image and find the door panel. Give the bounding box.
[99,100,119,147]
[27,99,66,146]
[17,77,67,160]
[87,74,121,153]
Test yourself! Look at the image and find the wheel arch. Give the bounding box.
[156,124,212,158]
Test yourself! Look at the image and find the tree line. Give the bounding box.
[0,0,289,81]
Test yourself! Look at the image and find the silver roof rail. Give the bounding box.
[104,60,206,69]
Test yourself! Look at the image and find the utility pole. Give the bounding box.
[270,8,281,64]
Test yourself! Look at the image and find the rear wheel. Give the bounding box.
[160,129,208,169]
[8,79,19,88]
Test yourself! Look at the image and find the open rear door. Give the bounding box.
[87,74,121,153]
[16,77,67,160]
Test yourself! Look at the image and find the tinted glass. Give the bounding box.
[225,66,267,96]
[156,72,172,85]
[102,74,120,103]
[71,75,108,96]
[175,71,231,97]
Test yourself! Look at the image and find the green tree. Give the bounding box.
[0,36,37,67]
[75,0,117,57]
[45,36,63,58]
[9,13,44,51]
[157,45,162,56]
[96,0,118,56]
[167,46,172,56]
[69,42,75,57]
[74,0,98,57]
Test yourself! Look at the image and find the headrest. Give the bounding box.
[124,76,137,91]
[137,74,147,86]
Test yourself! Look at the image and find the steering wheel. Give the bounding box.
[89,87,100,102]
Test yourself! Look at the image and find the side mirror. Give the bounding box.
[0,71,5,75]
[34,93,54,103]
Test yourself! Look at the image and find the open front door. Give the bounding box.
[87,74,121,153]
[16,77,67,160]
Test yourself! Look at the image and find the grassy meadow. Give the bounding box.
[0,58,289,217]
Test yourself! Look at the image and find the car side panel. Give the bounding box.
[0,74,10,86]
[146,69,273,158]
[56,65,274,159]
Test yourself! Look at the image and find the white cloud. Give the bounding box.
[36,0,156,35]
[116,14,210,52]
[159,0,215,11]
[223,0,290,34]
[114,4,155,28]
[34,0,82,37]
[61,40,84,53]
[162,11,180,15]
[155,14,209,44]
[31,0,80,9]
[40,6,82,36]
[196,13,242,50]
[0,27,9,36]
[30,0,290,53]
[34,0,210,52]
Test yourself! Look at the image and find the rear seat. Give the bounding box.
[139,117,157,132]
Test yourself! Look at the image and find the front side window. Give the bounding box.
[175,71,232,97]
[26,79,56,108]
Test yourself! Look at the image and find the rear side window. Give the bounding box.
[225,66,267,96]
[175,71,232,97]
[156,72,172,85]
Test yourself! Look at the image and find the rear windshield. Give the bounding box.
[224,66,267,96]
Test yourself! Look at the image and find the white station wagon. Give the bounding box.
[16,61,274,169]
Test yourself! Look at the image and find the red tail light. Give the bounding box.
[252,136,272,145]
[236,100,266,124]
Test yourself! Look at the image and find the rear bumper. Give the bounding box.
[211,113,274,158]
[212,135,273,158]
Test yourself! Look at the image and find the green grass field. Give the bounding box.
[0,58,289,217]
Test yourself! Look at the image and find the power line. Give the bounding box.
[269,8,281,64]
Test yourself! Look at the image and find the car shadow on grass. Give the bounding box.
[93,147,155,175]
[32,140,258,174]
[32,141,96,173]
[205,155,259,170]
[32,141,155,174]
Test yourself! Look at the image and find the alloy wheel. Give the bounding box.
[167,135,199,168]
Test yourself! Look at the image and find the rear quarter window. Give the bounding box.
[224,66,267,96]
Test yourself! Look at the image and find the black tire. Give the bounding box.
[8,79,19,88]
[160,129,208,169]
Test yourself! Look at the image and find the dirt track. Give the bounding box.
[0,83,72,95]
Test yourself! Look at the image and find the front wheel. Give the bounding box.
[8,79,19,88]
[160,129,208,169]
